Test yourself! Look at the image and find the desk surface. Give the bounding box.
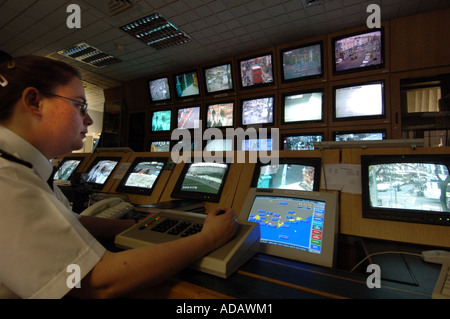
[131,237,442,299]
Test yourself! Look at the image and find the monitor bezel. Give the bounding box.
[237,52,275,90]
[148,76,172,103]
[238,188,339,267]
[280,40,324,83]
[331,27,385,76]
[281,88,324,125]
[332,79,386,122]
[171,161,231,203]
[176,105,202,130]
[203,61,235,95]
[115,156,168,196]
[250,157,322,191]
[361,154,450,226]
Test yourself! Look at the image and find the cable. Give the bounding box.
[350,251,422,273]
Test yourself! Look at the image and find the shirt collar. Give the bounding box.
[0,125,53,182]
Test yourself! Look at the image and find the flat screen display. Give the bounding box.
[205,139,233,152]
[283,90,323,124]
[151,110,171,131]
[333,28,384,75]
[334,131,385,141]
[206,102,234,128]
[241,138,272,151]
[177,106,200,129]
[239,53,274,88]
[149,77,171,102]
[116,158,166,195]
[281,42,323,82]
[334,81,384,121]
[85,158,120,188]
[204,63,233,94]
[174,71,200,98]
[150,141,171,152]
[241,96,274,126]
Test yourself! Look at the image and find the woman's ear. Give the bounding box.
[22,87,43,113]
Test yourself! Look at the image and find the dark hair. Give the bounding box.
[0,55,81,121]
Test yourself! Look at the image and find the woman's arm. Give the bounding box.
[69,208,237,298]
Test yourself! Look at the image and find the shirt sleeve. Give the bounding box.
[0,163,106,299]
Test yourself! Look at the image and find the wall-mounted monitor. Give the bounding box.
[282,89,324,124]
[241,138,273,151]
[177,106,201,129]
[174,70,200,98]
[283,134,323,150]
[150,140,171,152]
[206,102,234,128]
[238,53,274,89]
[241,96,274,126]
[205,139,234,152]
[361,154,450,226]
[85,157,121,190]
[251,157,321,191]
[332,28,384,75]
[171,162,230,202]
[151,109,171,132]
[280,41,323,83]
[149,77,171,102]
[334,130,385,141]
[54,157,84,181]
[204,62,234,94]
[333,80,385,121]
[115,157,167,196]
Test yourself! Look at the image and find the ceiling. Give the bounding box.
[2,0,450,113]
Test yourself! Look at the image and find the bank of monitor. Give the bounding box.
[361,154,450,226]
[54,156,86,181]
[85,156,122,190]
[251,157,321,191]
[280,41,323,83]
[171,161,230,202]
[239,188,339,267]
[115,157,167,196]
[149,77,171,102]
[282,89,324,124]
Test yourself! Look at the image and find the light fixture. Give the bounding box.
[120,13,192,50]
[58,43,121,68]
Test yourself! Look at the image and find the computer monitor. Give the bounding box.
[241,138,273,151]
[149,77,171,102]
[115,157,167,196]
[177,106,201,129]
[85,157,121,190]
[203,62,234,94]
[174,70,200,98]
[238,53,274,89]
[332,28,385,75]
[171,161,230,202]
[239,188,339,267]
[205,139,234,152]
[361,154,450,226]
[53,157,84,181]
[151,109,171,132]
[251,157,321,191]
[333,80,385,121]
[280,41,323,83]
[283,134,323,150]
[282,89,324,124]
[206,102,234,128]
[241,96,274,126]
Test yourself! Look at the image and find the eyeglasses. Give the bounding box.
[41,92,89,116]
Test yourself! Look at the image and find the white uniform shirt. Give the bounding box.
[0,125,106,299]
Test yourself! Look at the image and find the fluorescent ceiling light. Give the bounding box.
[58,42,121,68]
[120,13,192,50]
